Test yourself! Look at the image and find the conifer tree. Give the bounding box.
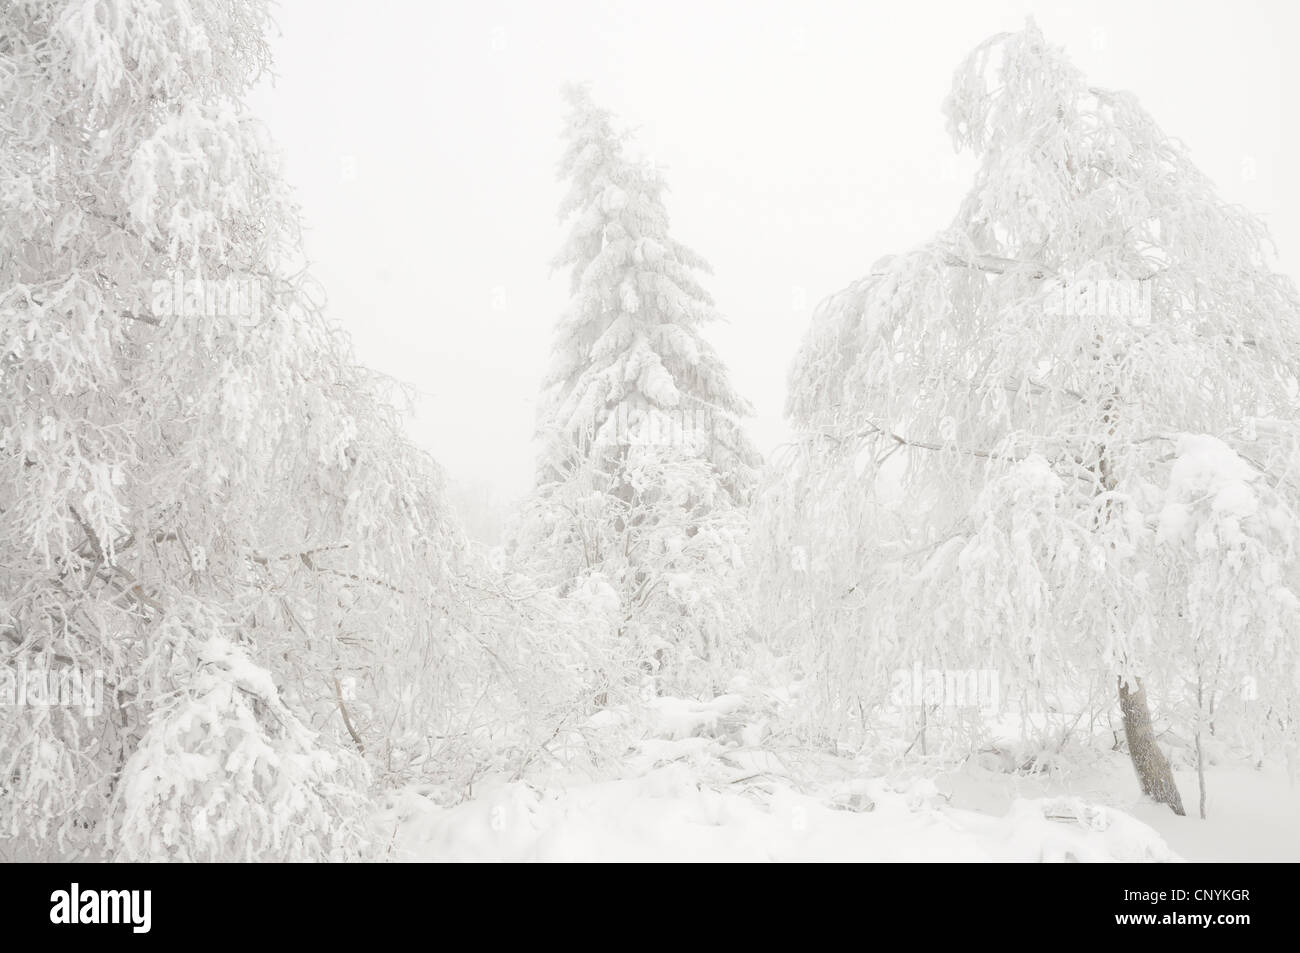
[513,86,758,692]
[541,85,758,501]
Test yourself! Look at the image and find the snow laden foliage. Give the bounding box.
[0,0,572,861]
[511,87,757,696]
[509,443,750,699]
[540,85,759,502]
[114,634,371,862]
[758,22,1300,786]
[1151,434,1300,769]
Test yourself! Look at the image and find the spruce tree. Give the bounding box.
[514,86,758,692]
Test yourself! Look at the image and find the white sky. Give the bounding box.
[250,0,1299,505]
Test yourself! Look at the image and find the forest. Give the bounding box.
[1,1,1297,863]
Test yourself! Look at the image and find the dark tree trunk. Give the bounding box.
[1118,676,1185,815]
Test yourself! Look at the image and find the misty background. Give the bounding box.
[249,0,1299,540]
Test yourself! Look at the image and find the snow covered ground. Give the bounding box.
[941,754,1300,863]
[374,693,1295,862]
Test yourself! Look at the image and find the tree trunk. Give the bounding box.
[1195,671,1208,819]
[1118,676,1185,815]
[1195,727,1207,819]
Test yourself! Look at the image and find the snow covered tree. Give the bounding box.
[763,21,1300,811]
[113,633,373,862]
[511,441,750,697]
[541,84,758,501]
[0,0,527,859]
[512,86,758,693]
